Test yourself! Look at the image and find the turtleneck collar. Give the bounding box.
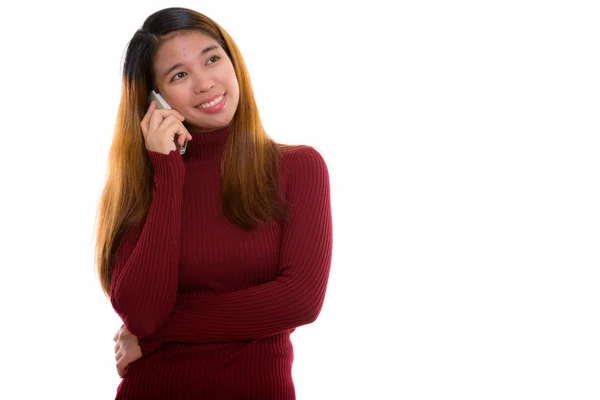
[182,126,230,162]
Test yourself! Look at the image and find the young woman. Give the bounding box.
[94,6,333,399]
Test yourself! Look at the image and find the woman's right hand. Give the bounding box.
[140,101,193,155]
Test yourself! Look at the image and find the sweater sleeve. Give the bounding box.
[110,150,185,338]
[139,146,332,351]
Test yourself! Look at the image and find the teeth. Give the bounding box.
[198,95,223,108]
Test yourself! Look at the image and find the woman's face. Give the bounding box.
[152,30,240,132]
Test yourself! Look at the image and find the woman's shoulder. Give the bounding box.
[277,143,325,160]
[276,143,329,182]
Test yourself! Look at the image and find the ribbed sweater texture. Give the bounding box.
[109,127,333,399]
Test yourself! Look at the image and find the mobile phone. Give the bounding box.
[148,90,187,155]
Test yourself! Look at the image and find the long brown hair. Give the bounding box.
[94,7,287,297]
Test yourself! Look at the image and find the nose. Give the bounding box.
[193,75,215,94]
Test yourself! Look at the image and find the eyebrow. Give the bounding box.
[162,45,220,78]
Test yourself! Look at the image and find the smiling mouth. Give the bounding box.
[196,94,225,109]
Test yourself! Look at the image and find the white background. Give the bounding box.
[1,1,599,399]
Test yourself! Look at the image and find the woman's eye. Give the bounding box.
[172,72,187,81]
[207,55,220,65]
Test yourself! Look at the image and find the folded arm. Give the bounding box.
[140,146,333,353]
[110,151,185,338]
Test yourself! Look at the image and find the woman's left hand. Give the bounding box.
[113,324,142,378]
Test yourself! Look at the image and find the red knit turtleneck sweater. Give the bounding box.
[109,127,333,399]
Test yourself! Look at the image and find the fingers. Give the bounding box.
[114,324,126,341]
[156,115,184,134]
[114,337,143,379]
[116,350,129,378]
[140,102,191,154]
[183,124,192,141]
[140,101,156,137]
[176,121,191,143]
[154,119,190,151]
[149,109,185,137]
[162,121,190,148]
[116,360,126,378]
[141,101,185,138]
[154,114,190,152]
[116,353,136,379]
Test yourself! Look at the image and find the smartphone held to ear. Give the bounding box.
[148,90,187,155]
